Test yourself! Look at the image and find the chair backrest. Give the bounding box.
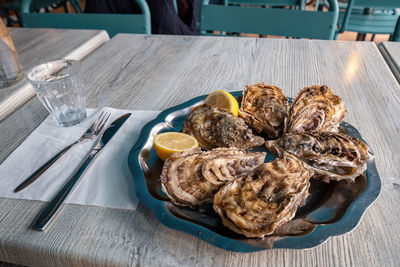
[351,0,399,9]
[200,0,339,40]
[21,0,151,37]
[337,0,400,35]
[227,0,302,5]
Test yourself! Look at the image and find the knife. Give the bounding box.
[31,113,131,231]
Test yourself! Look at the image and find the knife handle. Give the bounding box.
[14,144,74,193]
[31,151,98,231]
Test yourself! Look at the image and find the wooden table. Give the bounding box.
[379,41,400,84]
[1,34,400,266]
[0,28,109,122]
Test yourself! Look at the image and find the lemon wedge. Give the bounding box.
[154,132,199,161]
[204,90,239,116]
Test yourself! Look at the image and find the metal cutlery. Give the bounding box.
[14,111,111,193]
[31,113,131,231]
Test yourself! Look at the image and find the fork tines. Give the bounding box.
[92,111,111,135]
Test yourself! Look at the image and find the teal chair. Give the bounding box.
[226,0,308,12]
[21,0,151,37]
[227,0,302,4]
[200,0,338,40]
[226,0,304,8]
[336,0,400,40]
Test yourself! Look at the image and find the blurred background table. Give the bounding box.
[379,41,400,84]
[0,27,109,122]
[1,34,400,266]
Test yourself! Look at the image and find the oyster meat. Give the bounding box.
[160,147,266,208]
[266,132,368,183]
[239,83,288,139]
[182,104,265,150]
[286,85,346,133]
[214,156,312,238]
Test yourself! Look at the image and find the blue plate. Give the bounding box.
[127,91,381,252]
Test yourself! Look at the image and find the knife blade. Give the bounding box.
[31,113,131,231]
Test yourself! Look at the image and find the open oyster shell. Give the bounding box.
[182,104,264,150]
[213,156,312,238]
[160,147,266,208]
[239,83,288,139]
[266,132,368,183]
[286,85,346,133]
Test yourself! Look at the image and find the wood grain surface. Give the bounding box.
[0,28,109,122]
[1,34,400,266]
[379,41,400,84]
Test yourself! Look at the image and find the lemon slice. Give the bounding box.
[154,132,199,161]
[204,90,239,116]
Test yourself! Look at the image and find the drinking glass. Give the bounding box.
[0,20,23,89]
[26,59,86,127]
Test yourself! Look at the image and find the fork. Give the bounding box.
[13,111,111,193]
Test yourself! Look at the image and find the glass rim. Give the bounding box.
[25,59,82,84]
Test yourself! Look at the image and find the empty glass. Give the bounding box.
[26,59,86,127]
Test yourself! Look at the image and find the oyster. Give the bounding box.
[239,83,288,139]
[286,85,346,133]
[182,104,264,150]
[160,147,266,208]
[213,156,312,238]
[266,132,368,183]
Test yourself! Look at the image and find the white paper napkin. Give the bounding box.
[0,108,160,210]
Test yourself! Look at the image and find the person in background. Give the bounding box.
[84,0,201,35]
